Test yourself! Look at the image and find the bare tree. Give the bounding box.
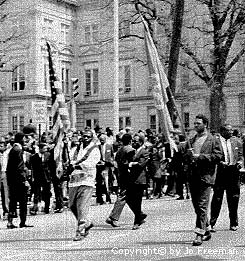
[181,0,245,131]
[0,0,29,71]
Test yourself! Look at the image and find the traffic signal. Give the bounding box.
[71,78,79,98]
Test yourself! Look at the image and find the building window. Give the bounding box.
[119,116,131,130]
[19,116,24,131]
[125,116,131,127]
[43,18,53,40]
[61,23,70,44]
[85,68,99,96]
[119,65,131,93]
[85,118,99,129]
[243,102,245,124]
[150,115,156,130]
[86,119,92,128]
[61,66,70,94]
[12,116,18,132]
[119,20,130,38]
[119,117,123,130]
[94,119,99,128]
[12,115,24,132]
[84,24,99,44]
[12,64,25,92]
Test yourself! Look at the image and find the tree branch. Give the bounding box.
[179,61,207,82]
[225,45,245,73]
[180,42,211,83]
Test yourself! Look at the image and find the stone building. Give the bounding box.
[0,0,244,137]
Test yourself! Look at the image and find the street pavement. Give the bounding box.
[1,188,245,261]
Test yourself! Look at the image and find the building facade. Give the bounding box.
[0,0,245,137]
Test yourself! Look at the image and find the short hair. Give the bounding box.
[195,114,209,127]
[220,124,232,133]
[14,132,25,144]
[121,133,132,145]
[133,133,145,144]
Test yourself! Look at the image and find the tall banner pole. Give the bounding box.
[113,0,119,135]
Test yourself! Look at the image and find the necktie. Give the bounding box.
[226,140,230,165]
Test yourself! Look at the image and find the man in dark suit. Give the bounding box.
[128,133,150,229]
[30,143,53,215]
[96,134,114,204]
[106,133,135,227]
[186,114,222,246]
[210,124,243,232]
[6,132,33,229]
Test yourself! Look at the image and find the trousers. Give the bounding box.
[69,185,94,228]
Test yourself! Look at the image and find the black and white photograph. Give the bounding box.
[0,0,245,260]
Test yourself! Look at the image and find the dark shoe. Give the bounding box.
[230,226,238,231]
[7,224,18,229]
[176,196,184,200]
[210,226,216,233]
[202,231,212,241]
[132,224,140,230]
[19,224,34,228]
[30,210,37,215]
[166,192,175,197]
[84,222,94,236]
[73,230,85,241]
[105,217,120,227]
[192,234,203,246]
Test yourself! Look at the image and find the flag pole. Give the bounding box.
[113,0,119,135]
[140,14,191,148]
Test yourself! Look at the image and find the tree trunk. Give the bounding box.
[209,79,226,132]
[167,0,184,123]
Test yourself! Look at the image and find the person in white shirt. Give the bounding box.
[68,130,100,241]
[210,124,243,232]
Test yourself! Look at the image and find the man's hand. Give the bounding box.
[129,162,137,168]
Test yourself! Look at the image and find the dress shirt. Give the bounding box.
[193,131,208,155]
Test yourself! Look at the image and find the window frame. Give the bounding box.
[12,64,25,92]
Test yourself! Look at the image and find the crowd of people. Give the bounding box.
[0,114,244,245]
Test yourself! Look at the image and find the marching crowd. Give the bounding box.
[0,114,244,246]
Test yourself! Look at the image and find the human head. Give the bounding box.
[106,127,113,136]
[220,124,233,140]
[14,132,25,146]
[0,137,6,152]
[194,114,209,134]
[121,133,132,146]
[99,134,107,145]
[132,134,145,149]
[82,130,93,147]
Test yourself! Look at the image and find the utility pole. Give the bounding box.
[113,0,119,134]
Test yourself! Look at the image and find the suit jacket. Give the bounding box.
[129,146,150,185]
[115,145,135,189]
[31,152,52,183]
[6,143,28,187]
[187,133,223,185]
[215,135,244,184]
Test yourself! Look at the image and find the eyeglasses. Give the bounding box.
[83,135,92,138]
